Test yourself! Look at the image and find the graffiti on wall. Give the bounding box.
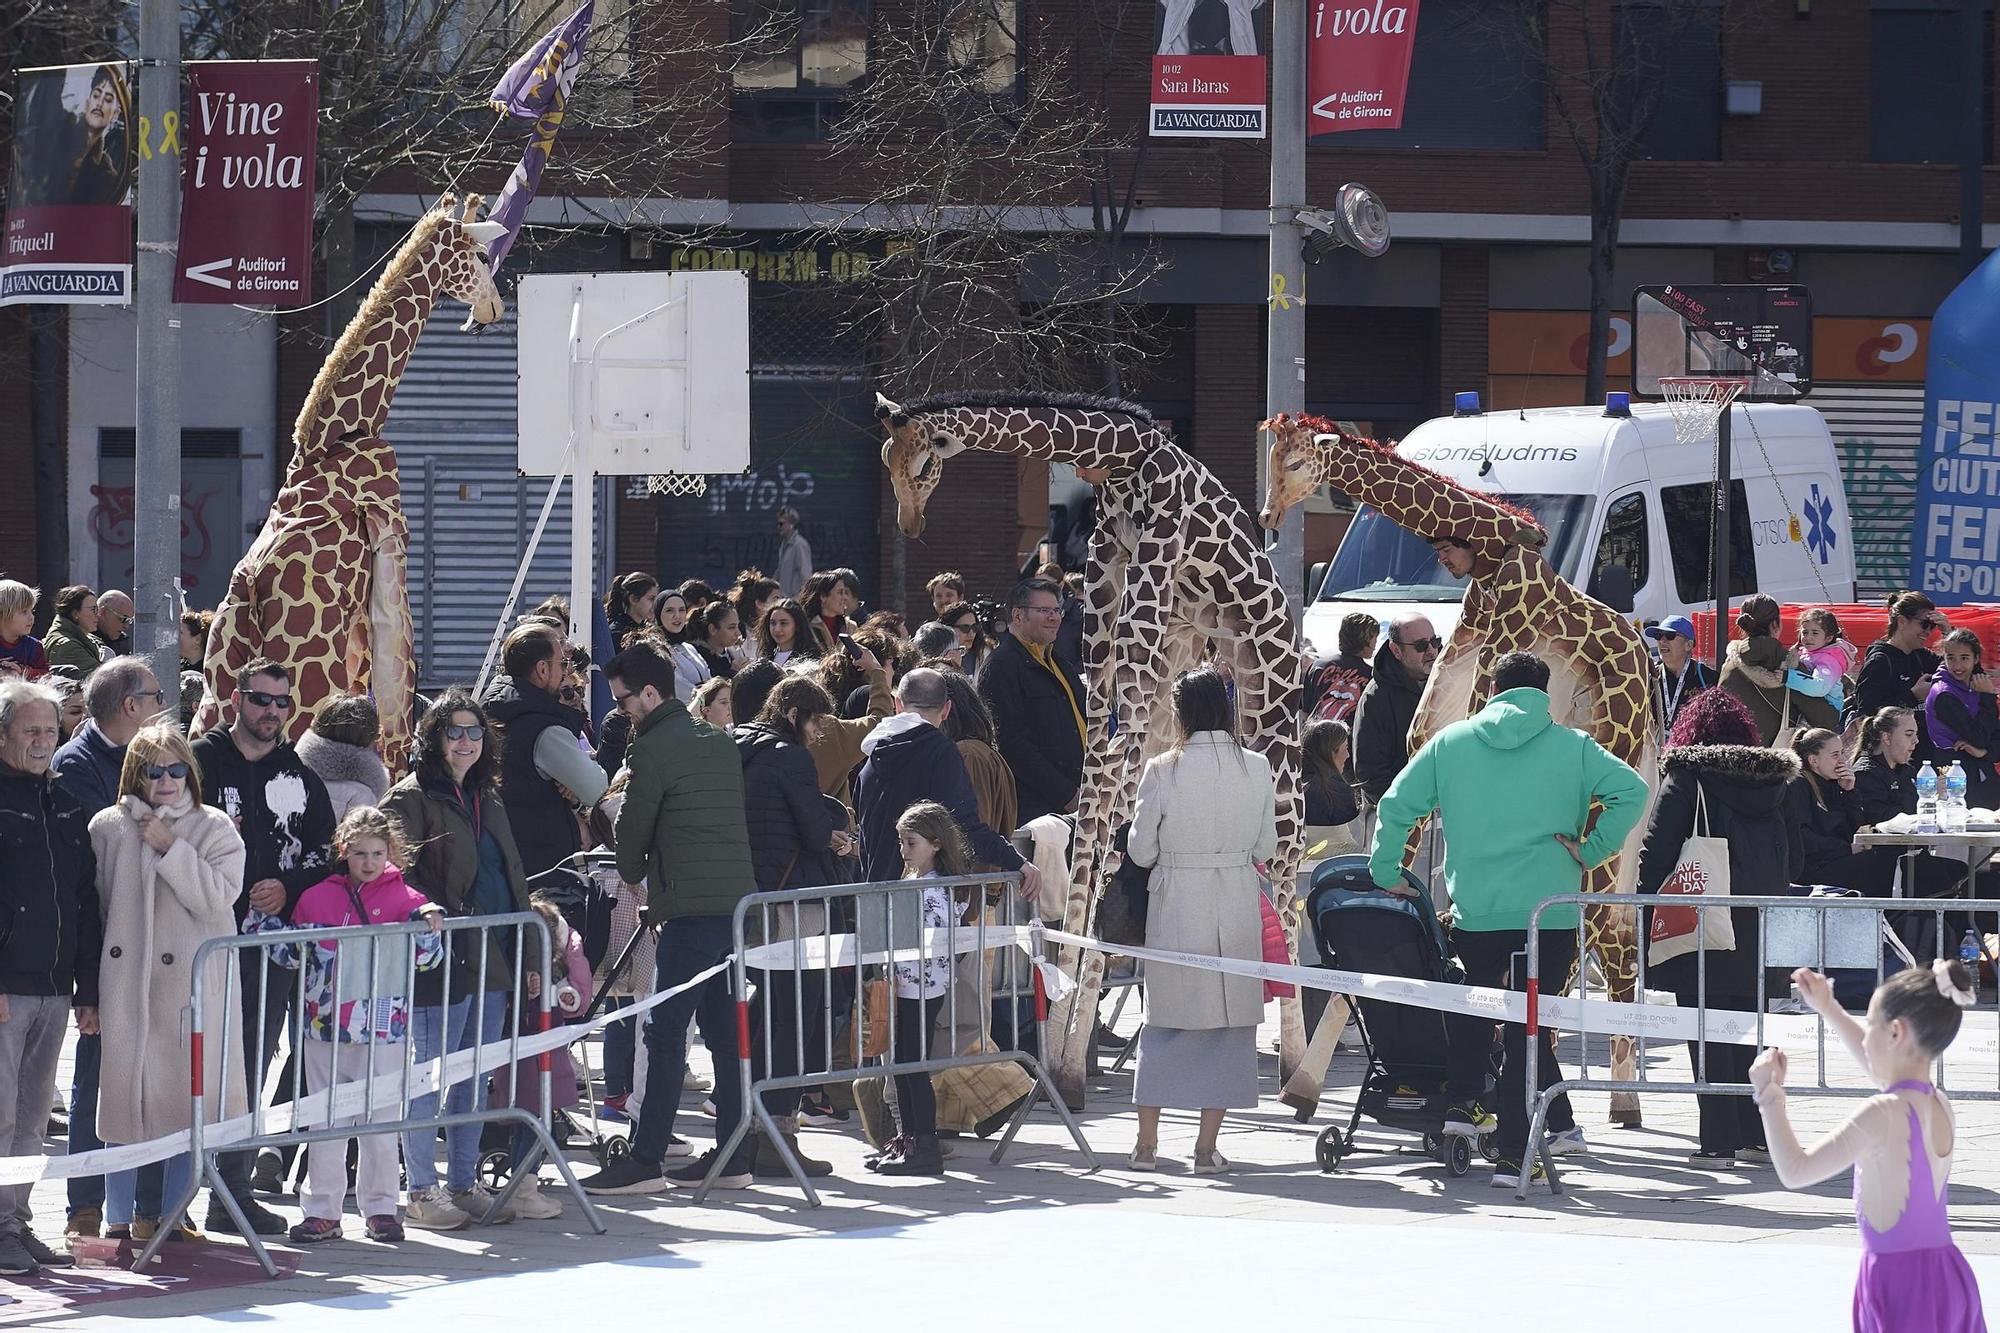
[1836,436,1918,601]
[87,483,225,598]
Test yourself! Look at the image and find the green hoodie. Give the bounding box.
[1369,687,1648,931]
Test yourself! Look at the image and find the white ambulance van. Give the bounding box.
[1301,396,1857,654]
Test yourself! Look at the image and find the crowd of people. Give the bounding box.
[0,553,1986,1318]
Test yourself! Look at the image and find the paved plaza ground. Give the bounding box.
[11,1003,2000,1328]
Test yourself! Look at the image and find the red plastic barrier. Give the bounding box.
[1690,603,2000,665]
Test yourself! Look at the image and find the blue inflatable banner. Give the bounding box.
[1912,249,2000,604]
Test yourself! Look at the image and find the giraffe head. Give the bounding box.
[876,393,967,538]
[440,193,508,328]
[1257,413,1327,531]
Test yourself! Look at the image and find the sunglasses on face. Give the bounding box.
[558,685,583,702]
[243,689,294,710]
[1397,636,1444,653]
[1654,632,1681,643]
[143,762,190,781]
[444,724,485,743]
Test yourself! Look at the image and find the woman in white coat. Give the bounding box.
[90,723,248,1241]
[1126,666,1279,1174]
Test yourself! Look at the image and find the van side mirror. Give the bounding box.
[1589,563,1636,614]
[1307,562,1330,599]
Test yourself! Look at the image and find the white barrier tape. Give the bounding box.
[0,956,734,1187]
[1037,928,2000,1062]
[740,925,1039,972]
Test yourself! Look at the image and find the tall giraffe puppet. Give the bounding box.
[877,392,1308,1105]
[1261,414,1659,1126]
[195,195,509,773]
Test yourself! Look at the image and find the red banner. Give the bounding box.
[1150,55,1268,139]
[1307,0,1422,135]
[1,63,137,306]
[174,60,317,306]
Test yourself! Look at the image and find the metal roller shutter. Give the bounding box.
[387,306,578,690]
[1815,383,1925,602]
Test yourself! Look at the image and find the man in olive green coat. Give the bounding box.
[580,642,758,1195]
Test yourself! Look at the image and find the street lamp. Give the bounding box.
[1297,184,1392,262]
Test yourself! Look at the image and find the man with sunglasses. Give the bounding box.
[49,656,161,1243]
[1353,613,1442,809]
[1644,616,1716,740]
[190,657,335,1237]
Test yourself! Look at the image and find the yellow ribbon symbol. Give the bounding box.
[1270,272,1296,310]
[1788,515,1803,543]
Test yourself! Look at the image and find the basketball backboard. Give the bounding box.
[1633,284,1813,400]
[515,270,750,477]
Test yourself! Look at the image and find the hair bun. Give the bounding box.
[1933,958,1977,1008]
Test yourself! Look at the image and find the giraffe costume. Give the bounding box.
[195,195,508,773]
[877,392,1307,1106]
[1261,414,1659,1125]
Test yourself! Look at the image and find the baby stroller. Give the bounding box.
[1305,855,1497,1179]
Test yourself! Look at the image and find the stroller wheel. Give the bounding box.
[1315,1127,1344,1172]
[477,1149,511,1190]
[1444,1136,1471,1178]
[1477,1131,1498,1163]
[1420,1131,1442,1154]
[602,1135,631,1163]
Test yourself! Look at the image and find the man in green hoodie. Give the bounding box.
[1370,650,1648,1187]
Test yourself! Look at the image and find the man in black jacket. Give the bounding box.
[190,657,334,1236]
[977,578,1086,824]
[1352,613,1438,806]
[481,623,606,881]
[854,669,1038,898]
[0,680,100,1275]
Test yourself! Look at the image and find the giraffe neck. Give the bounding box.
[293,247,449,474]
[1309,436,1535,556]
[935,407,1159,472]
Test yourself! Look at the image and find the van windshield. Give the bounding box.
[1315,493,1593,602]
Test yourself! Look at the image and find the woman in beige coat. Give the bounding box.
[89,723,247,1240]
[1127,666,1279,1175]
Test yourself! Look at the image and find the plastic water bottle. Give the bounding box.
[1916,763,1941,832]
[1961,929,1982,1005]
[1946,762,1971,832]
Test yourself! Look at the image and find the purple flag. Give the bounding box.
[483,0,594,274]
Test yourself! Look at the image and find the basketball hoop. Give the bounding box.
[1658,377,1749,445]
[644,472,709,498]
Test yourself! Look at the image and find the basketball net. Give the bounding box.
[645,473,709,498]
[1658,376,1749,446]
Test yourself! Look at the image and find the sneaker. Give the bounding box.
[663,1134,694,1159]
[1735,1146,1772,1166]
[751,1132,833,1179]
[250,1149,286,1195]
[365,1214,405,1243]
[508,1180,565,1220]
[287,1217,341,1244]
[598,1094,630,1124]
[1546,1126,1588,1156]
[1690,1149,1736,1167]
[579,1155,667,1196]
[0,1234,38,1276]
[64,1208,101,1241]
[665,1150,753,1190]
[683,1069,712,1093]
[403,1185,469,1231]
[798,1095,849,1127]
[20,1229,71,1267]
[452,1185,516,1225]
[131,1218,203,1244]
[1491,1157,1547,1188]
[876,1134,945,1177]
[1443,1101,1496,1137]
[204,1196,287,1236]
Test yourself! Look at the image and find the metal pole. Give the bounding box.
[135,0,183,702]
[1961,0,1985,275]
[1710,404,1732,676]
[1265,0,1307,628]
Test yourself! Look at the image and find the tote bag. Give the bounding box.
[1647,784,1737,967]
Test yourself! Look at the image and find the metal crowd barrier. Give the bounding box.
[1517,890,1998,1201]
[144,911,605,1273]
[704,871,1097,1206]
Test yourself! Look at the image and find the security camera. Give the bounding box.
[1297,183,1392,262]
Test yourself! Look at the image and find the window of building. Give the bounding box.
[1614,0,1722,161]
[733,0,873,141]
[1589,491,1650,606]
[1661,479,1756,604]
[1870,2,1995,165]
[946,0,1019,99]
[1319,0,1543,151]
